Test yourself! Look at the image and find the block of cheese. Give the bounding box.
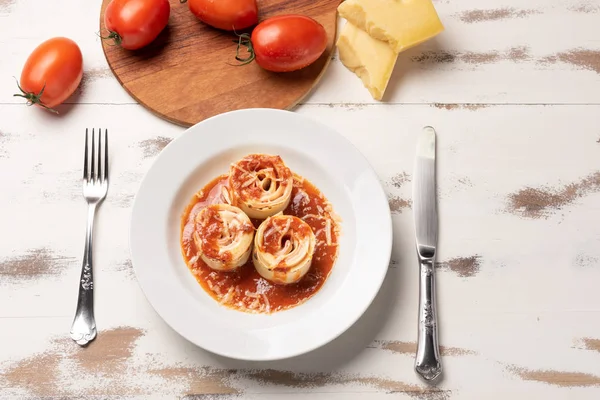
[337,22,397,100]
[338,0,444,54]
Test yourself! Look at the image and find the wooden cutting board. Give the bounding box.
[99,0,341,127]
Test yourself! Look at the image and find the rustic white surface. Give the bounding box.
[1,0,600,399]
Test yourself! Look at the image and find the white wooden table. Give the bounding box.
[2,0,600,398]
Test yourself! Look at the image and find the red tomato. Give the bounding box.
[103,0,170,50]
[183,0,258,31]
[15,37,83,112]
[237,15,328,72]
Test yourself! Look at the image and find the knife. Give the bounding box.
[412,126,442,381]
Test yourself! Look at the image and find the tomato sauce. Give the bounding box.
[259,215,313,256]
[180,174,339,314]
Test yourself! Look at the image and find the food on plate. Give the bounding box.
[180,153,340,314]
[14,37,83,113]
[253,214,316,285]
[337,0,444,54]
[337,22,396,101]
[193,204,255,271]
[336,0,444,100]
[103,0,170,50]
[228,153,293,219]
[181,0,258,31]
[233,15,328,72]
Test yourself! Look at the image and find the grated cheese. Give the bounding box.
[248,298,260,310]
[302,214,326,221]
[231,162,253,177]
[189,255,200,266]
[221,186,232,204]
[213,284,223,297]
[241,176,258,188]
[264,226,277,239]
[220,287,235,304]
[280,218,292,235]
[245,290,260,299]
[261,294,271,313]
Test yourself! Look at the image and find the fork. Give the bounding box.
[70,128,109,346]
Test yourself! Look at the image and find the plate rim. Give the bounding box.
[129,108,393,360]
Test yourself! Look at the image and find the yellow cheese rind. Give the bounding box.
[337,22,397,101]
[338,0,445,54]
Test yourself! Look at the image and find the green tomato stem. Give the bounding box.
[232,33,255,66]
[98,30,122,47]
[13,78,58,114]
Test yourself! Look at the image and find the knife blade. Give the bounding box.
[413,126,438,257]
[412,126,442,381]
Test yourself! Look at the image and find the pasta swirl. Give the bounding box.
[229,154,293,219]
[253,214,316,284]
[193,204,254,271]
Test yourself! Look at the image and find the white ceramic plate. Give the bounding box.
[130,108,392,361]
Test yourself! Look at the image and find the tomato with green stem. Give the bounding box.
[181,0,258,31]
[233,15,328,72]
[103,0,170,50]
[14,37,83,113]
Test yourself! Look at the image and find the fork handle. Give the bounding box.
[415,256,442,381]
[70,204,97,346]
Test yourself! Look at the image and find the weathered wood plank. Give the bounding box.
[1,313,599,398]
[1,103,599,398]
[0,0,599,105]
[2,103,599,315]
[2,0,600,394]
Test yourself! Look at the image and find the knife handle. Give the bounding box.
[415,256,442,381]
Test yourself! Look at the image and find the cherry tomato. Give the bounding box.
[182,0,258,31]
[15,37,83,112]
[236,15,328,72]
[103,0,170,50]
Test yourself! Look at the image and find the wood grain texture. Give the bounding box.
[2,0,600,398]
[1,103,599,398]
[1,0,599,106]
[98,0,341,126]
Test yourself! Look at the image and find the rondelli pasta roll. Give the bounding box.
[229,154,293,219]
[193,204,255,271]
[253,214,316,284]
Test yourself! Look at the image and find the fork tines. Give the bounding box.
[84,128,109,183]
